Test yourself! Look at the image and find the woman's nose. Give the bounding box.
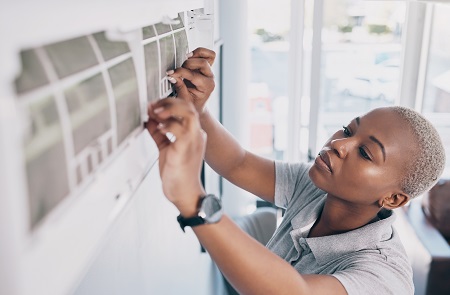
[330,138,350,158]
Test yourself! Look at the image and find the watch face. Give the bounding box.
[199,194,223,224]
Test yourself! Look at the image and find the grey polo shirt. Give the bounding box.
[266,161,414,295]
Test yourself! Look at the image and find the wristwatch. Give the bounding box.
[177,194,223,232]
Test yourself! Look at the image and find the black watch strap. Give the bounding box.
[177,215,205,232]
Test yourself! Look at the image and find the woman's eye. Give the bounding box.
[343,126,351,137]
[359,147,371,160]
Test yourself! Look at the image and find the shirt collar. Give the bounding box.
[303,209,396,266]
[290,197,325,230]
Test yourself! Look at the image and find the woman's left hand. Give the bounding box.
[167,47,216,114]
[146,98,207,216]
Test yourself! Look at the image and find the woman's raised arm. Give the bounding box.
[168,48,276,203]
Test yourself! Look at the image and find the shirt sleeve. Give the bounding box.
[331,254,414,295]
[274,161,313,209]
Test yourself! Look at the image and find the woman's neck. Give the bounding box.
[308,194,381,238]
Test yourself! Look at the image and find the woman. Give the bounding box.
[146,48,445,295]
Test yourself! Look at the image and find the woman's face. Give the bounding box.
[309,108,417,206]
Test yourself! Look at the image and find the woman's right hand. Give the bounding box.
[146,98,207,216]
[167,47,216,114]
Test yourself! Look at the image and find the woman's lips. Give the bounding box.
[315,151,332,173]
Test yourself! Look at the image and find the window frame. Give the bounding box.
[287,0,449,166]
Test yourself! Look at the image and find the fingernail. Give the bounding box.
[168,77,177,84]
[166,70,174,75]
[157,123,165,129]
[186,52,193,58]
[154,107,164,114]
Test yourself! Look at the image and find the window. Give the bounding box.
[248,0,291,160]
[314,0,406,156]
[421,3,450,177]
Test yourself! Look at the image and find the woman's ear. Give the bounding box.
[382,193,411,209]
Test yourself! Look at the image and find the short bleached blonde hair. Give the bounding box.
[389,106,446,198]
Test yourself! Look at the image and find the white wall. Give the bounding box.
[72,165,222,295]
[219,0,258,218]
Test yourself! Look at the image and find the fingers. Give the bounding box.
[168,66,215,93]
[182,58,214,78]
[168,75,191,99]
[148,98,199,134]
[163,47,216,113]
[190,47,216,66]
[156,119,188,141]
[145,115,171,151]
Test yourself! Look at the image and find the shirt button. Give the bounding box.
[298,238,308,250]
